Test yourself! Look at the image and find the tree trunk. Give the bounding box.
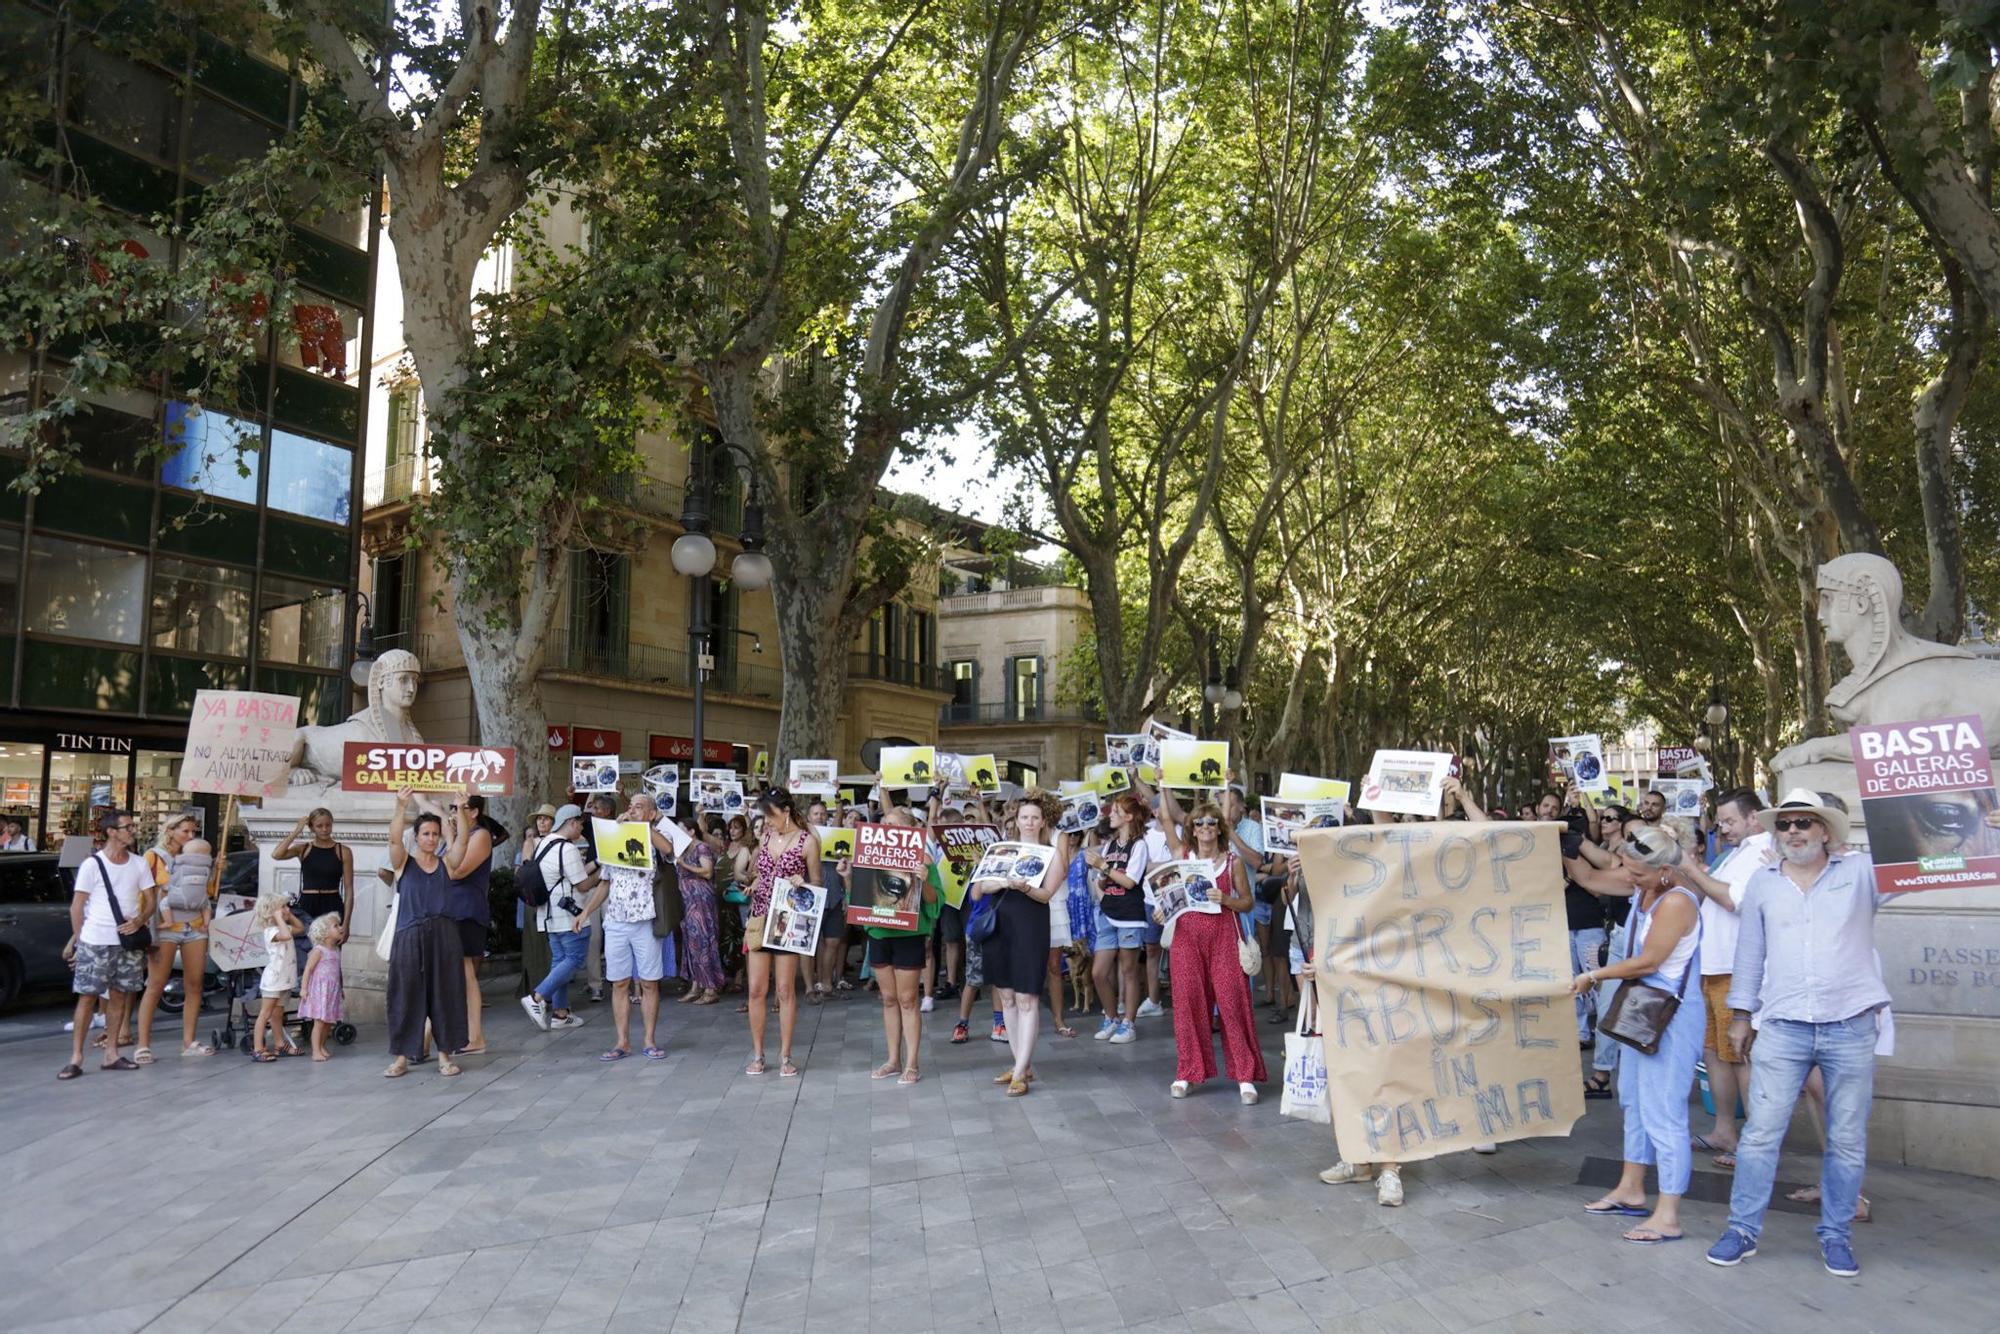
[1876,36,2000,331]
[769,557,856,772]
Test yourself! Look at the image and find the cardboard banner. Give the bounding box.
[1145,858,1224,927]
[1278,772,1350,803]
[1851,715,2000,893]
[763,877,825,954]
[847,823,928,928]
[879,745,936,789]
[592,817,654,871]
[1158,739,1230,790]
[1357,750,1453,818]
[1299,822,1583,1165]
[789,759,837,796]
[1263,796,1343,852]
[573,755,621,793]
[181,690,299,797]
[934,822,999,909]
[341,743,516,795]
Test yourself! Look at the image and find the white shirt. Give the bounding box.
[532,840,592,933]
[1700,831,1770,975]
[77,851,154,947]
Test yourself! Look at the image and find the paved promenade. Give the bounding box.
[0,987,1993,1334]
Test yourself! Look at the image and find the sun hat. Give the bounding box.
[532,803,558,820]
[1754,788,1849,846]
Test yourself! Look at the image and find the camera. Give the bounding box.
[558,893,583,916]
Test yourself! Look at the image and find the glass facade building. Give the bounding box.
[1,1,374,847]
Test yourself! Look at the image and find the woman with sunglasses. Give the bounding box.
[1569,822,1703,1246]
[1155,789,1265,1103]
[743,790,821,1077]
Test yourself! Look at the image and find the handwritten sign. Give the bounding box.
[1299,822,1583,1165]
[341,743,516,795]
[1850,715,2000,893]
[181,690,299,797]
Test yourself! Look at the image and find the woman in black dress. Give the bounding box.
[384,789,467,1078]
[273,807,353,973]
[970,790,1071,1097]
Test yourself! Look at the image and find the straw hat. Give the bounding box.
[1754,788,1850,847]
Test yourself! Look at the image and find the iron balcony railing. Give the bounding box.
[939,700,1104,726]
[848,653,951,693]
[547,631,783,697]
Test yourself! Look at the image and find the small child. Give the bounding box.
[298,913,344,1060]
[163,837,214,915]
[251,889,303,1061]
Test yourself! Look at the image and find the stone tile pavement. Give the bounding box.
[0,986,1994,1334]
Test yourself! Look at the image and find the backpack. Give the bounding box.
[516,838,564,910]
[165,849,214,914]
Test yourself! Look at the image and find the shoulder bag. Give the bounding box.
[1599,902,1699,1055]
[96,854,152,952]
[374,865,400,963]
[652,853,686,939]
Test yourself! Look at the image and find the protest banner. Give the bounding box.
[789,759,837,795]
[1103,733,1143,769]
[959,753,1002,794]
[1655,745,1707,780]
[1357,750,1453,818]
[341,743,517,795]
[934,822,999,908]
[693,776,745,815]
[591,817,654,871]
[847,823,928,928]
[1139,717,1192,783]
[1851,715,2000,893]
[1652,778,1705,820]
[572,755,621,793]
[1263,796,1343,852]
[752,750,770,780]
[1278,772,1351,803]
[1298,821,1584,1165]
[1159,738,1230,790]
[641,763,680,802]
[763,878,825,954]
[1085,763,1132,795]
[815,824,856,860]
[879,745,936,789]
[1145,858,1224,927]
[181,690,299,797]
[1548,734,1608,793]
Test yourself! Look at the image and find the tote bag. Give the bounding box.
[1280,983,1330,1124]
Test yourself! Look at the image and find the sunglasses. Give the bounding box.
[1772,816,1820,833]
[1191,818,1220,828]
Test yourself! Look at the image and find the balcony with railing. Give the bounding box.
[364,455,425,508]
[939,699,1103,726]
[546,630,783,698]
[847,653,951,694]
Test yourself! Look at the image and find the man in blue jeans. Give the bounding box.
[1706,790,1897,1279]
[520,805,598,1032]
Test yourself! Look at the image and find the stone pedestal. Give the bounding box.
[242,790,398,1025]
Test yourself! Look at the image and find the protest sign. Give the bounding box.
[1057,790,1103,834]
[1085,763,1132,795]
[690,766,735,786]
[789,759,837,796]
[1263,796,1343,852]
[958,754,1002,794]
[1103,733,1143,769]
[1656,745,1707,780]
[1652,778,1705,820]
[1548,734,1608,793]
[1851,715,2000,893]
[934,822,1000,909]
[1145,858,1225,927]
[847,823,928,928]
[181,690,299,797]
[341,743,517,795]
[1298,822,1584,1165]
[1357,750,1453,818]
[572,755,621,793]
[968,840,1056,891]
[591,817,654,871]
[1278,772,1351,803]
[752,749,770,780]
[693,775,745,816]
[641,763,679,802]
[815,824,856,861]
[1159,739,1230,790]
[879,745,936,789]
[1139,717,1192,783]
[763,878,826,955]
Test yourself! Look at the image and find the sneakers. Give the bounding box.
[919,995,934,1013]
[1375,1168,1404,1207]
[989,1022,1009,1042]
[1470,1142,1497,1155]
[1094,1017,1117,1041]
[520,994,550,1031]
[1109,1021,1136,1044]
[1239,1082,1259,1105]
[1318,1161,1377,1185]
[1169,1080,1190,1098]
[1821,1237,1859,1277]
[1136,999,1165,1018]
[551,1014,586,1029]
[950,1021,970,1044]
[1706,1230,1758,1267]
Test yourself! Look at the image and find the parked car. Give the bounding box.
[0,853,73,1008]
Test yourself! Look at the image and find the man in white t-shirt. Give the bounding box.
[59,811,156,1080]
[1666,789,1770,1157]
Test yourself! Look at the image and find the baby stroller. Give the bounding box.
[207,886,356,1054]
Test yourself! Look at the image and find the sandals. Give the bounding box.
[1006,1077,1030,1097]
[745,1057,767,1076]
[181,1042,214,1057]
[102,1055,140,1070]
[779,1058,799,1078]
[133,1046,155,1065]
[437,1061,462,1077]
[872,1062,901,1080]
[598,1048,630,1062]
[383,1059,410,1078]
[57,1064,82,1081]
[643,1046,668,1060]
[249,1051,277,1064]
[1584,1200,1649,1218]
[1584,1073,1613,1099]
[1623,1229,1683,1245]
[1054,1025,1077,1039]
[994,1068,1035,1085]
[897,1069,921,1085]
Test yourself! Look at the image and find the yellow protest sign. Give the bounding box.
[1277,772,1350,803]
[879,745,937,789]
[1085,763,1132,795]
[1298,822,1583,1165]
[591,818,654,871]
[1158,739,1229,790]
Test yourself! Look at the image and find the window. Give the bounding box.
[372,554,411,645]
[1005,655,1043,722]
[25,535,146,643]
[162,402,262,506]
[268,428,351,525]
[0,741,47,853]
[258,576,344,668]
[384,384,420,465]
[279,297,361,381]
[65,45,180,165]
[185,94,279,178]
[948,659,978,721]
[0,525,20,629]
[567,550,629,659]
[152,556,252,658]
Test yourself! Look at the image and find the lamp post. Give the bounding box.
[1704,682,1730,786]
[672,432,773,775]
[1201,643,1223,735]
[348,591,376,690]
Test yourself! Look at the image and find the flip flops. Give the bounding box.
[598,1047,630,1062]
[1584,1201,1649,1218]
[132,1047,154,1065]
[643,1046,668,1060]
[249,1052,277,1064]
[1623,1230,1683,1245]
[1584,1074,1614,1099]
[56,1064,82,1081]
[1690,1134,1730,1152]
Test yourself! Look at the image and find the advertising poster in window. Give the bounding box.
[1850,715,2000,893]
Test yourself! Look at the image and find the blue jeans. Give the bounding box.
[1568,927,1607,1041]
[1726,1012,1878,1245]
[534,929,591,1011]
[1592,920,1629,1075]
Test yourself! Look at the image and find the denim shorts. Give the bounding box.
[1094,910,1145,951]
[1251,901,1273,927]
[603,918,664,982]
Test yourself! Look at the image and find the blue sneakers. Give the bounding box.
[1705,1230,1758,1267]
[1821,1237,1859,1277]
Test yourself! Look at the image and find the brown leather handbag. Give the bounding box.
[1600,917,1700,1055]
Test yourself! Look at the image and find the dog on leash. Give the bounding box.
[1065,941,1095,1014]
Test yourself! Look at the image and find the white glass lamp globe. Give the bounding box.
[671,532,717,578]
[731,549,773,591]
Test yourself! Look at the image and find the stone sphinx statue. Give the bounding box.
[287,648,427,788]
[1771,555,2000,815]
